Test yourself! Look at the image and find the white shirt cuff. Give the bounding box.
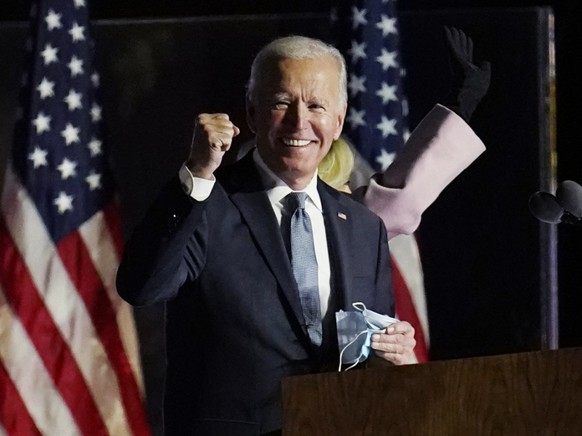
[178,163,216,201]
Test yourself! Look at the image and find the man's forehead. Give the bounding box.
[262,55,338,74]
[260,57,340,85]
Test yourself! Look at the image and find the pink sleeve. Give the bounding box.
[353,104,486,240]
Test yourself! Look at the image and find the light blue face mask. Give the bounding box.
[335,302,399,371]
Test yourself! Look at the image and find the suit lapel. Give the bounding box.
[318,182,354,310]
[231,192,306,318]
[220,154,307,337]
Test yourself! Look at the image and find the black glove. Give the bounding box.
[442,26,491,122]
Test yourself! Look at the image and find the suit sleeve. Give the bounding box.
[116,176,209,306]
[352,104,485,240]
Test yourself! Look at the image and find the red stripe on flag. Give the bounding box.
[57,231,150,436]
[0,221,109,435]
[390,258,429,362]
[0,360,42,436]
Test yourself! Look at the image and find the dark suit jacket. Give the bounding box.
[116,152,393,435]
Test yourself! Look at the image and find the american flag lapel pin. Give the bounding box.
[337,212,347,220]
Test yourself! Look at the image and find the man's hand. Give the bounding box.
[371,320,417,365]
[443,26,491,122]
[187,113,240,179]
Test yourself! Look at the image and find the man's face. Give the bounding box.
[248,56,346,188]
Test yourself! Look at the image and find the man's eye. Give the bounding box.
[309,104,325,111]
[273,102,289,109]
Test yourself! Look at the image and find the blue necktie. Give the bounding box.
[287,192,322,346]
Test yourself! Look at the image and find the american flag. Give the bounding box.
[0,0,151,434]
[333,0,430,362]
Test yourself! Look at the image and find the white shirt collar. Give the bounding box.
[252,148,323,212]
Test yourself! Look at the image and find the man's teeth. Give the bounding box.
[282,138,310,146]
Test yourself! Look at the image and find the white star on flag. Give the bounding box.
[376,14,397,37]
[85,171,102,190]
[348,107,367,130]
[53,191,74,213]
[40,43,59,65]
[348,40,367,64]
[376,82,398,104]
[88,137,102,156]
[375,148,396,171]
[90,72,100,87]
[64,89,83,111]
[69,22,85,42]
[32,112,51,134]
[37,77,55,99]
[348,73,366,97]
[376,48,398,71]
[90,103,102,122]
[57,157,78,179]
[61,122,80,145]
[376,115,397,137]
[28,146,49,168]
[351,7,368,29]
[45,9,62,31]
[67,55,84,76]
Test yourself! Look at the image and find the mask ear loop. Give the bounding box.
[337,329,369,372]
[352,302,366,312]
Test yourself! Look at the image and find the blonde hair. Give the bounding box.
[318,136,355,191]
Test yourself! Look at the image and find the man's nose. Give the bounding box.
[284,103,307,130]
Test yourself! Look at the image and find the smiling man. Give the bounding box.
[247,52,346,190]
[117,35,415,436]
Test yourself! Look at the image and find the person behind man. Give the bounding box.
[116,35,416,435]
[351,26,490,240]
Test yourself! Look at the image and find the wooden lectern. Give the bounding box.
[282,348,582,435]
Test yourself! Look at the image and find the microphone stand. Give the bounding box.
[540,212,581,350]
[540,219,559,351]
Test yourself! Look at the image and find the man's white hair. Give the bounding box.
[247,35,348,107]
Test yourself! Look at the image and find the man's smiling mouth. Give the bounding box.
[281,138,311,147]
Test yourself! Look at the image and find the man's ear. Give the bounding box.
[246,98,256,134]
[334,104,347,140]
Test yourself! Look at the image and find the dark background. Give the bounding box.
[2,0,580,348]
[1,1,581,432]
[2,0,581,352]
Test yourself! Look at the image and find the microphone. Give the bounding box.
[528,180,582,226]
[528,191,563,224]
[556,180,582,217]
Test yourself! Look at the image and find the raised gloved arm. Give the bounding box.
[442,26,491,122]
[352,27,489,238]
